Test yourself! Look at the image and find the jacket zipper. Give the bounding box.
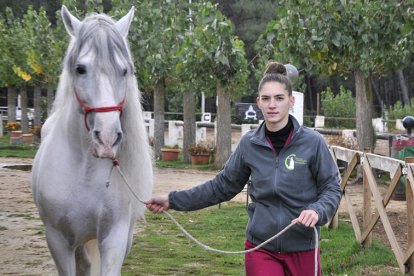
[265,129,295,251]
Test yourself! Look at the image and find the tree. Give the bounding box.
[262,0,413,151]
[178,2,249,168]
[214,0,280,101]
[121,0,191,159]
[214,0,278,60]
[4,6,67,130]
[21,6,58,127]
[176,1,222,163]
[0,8,27,126]
[46,8,68,115]
[0,0,61,24]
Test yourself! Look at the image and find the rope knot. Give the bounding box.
[112,157,120,167]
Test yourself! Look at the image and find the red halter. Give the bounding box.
[75,90,125,131]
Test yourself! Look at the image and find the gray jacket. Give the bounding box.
[169,115,342,253]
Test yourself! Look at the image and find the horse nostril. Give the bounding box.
[113,132,123,146]
[94,131,104,145]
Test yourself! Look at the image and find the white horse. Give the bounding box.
[32,6,153,276]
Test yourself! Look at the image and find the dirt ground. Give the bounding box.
[0,156,408,275]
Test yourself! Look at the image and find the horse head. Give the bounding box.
[61,5,135,159]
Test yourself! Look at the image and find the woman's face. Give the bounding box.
[257,81,295,132]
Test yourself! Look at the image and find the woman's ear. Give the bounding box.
[256,96,261,108]
[289,95,296,108]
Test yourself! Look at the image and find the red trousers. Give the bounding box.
[244,241,321,276]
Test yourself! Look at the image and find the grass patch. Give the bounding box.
[123,203,398,275]
[0,135,38,158]
[123,203,246,275]
[321,222,398,275]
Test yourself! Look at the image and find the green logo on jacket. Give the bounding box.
[285,154,308,170]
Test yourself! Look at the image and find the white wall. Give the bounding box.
[291,91,304,125]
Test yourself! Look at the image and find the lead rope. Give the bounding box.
[112,163,319,276]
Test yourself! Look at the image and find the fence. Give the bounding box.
[329,146,414,273]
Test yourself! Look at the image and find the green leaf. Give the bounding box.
[401,22,411,35]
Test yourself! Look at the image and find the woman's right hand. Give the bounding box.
[145,195,170,214]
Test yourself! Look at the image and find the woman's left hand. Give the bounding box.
[292,210,319,228]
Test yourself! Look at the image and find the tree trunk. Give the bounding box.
[183,90,196,163]
[370,76,383,117]
[7,87,17,121]
[381,78,389,108]
[330,76,339,92]
[153,78,165,159]
[397,69,410,106]
[102,0,112,13]
[305,74,314,112]
[393,70,399,103]
[215,80,232,168]
[47,85,54,116]
[33,86,42,127]
[355,70,375,152]
[20,87,29,133]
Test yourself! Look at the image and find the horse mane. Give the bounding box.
[48,12,153,211]
[119,76,154,204]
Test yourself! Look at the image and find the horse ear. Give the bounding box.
[61,5,81,37]
[115,6,135,38]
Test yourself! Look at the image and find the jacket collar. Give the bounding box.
[250,115,301,146]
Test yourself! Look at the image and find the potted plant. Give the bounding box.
[6,122,22,143]
[31,125,42,142]
[161,145,180,161]
[188,142,215,165]
[22,133,34,144]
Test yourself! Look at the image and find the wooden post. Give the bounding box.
[330,209,339,229]
[329,147,339,229]
[363,149,372,248]
[406,157,414,273]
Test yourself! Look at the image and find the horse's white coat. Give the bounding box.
[32,6,153,276]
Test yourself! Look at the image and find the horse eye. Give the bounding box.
[76,65,86,75]
[122,69,128,76]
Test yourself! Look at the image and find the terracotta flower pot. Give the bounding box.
[10,130,22,138]
[9,131,23,144]
[161,148,180,161]
[22,133,34,144]
[190,154,210,165]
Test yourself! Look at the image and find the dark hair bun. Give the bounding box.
[264,62,287,76]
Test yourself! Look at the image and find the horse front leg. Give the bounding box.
[44,225,77,276]
[99,223,132,276]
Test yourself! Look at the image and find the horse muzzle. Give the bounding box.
[91,133,122,159]
[90,114,123,159]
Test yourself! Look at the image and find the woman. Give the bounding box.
[146,62,341,275]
